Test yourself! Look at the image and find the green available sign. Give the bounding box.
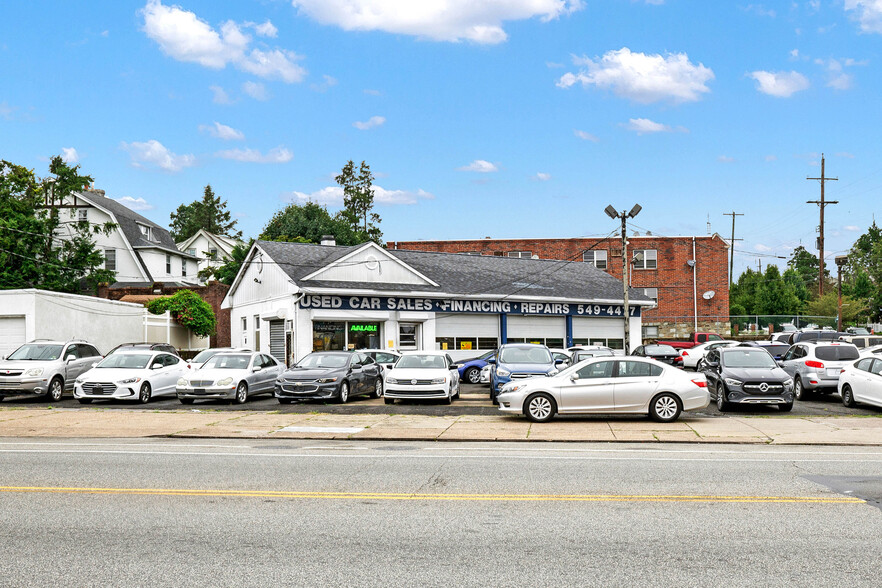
[350,324,378,333]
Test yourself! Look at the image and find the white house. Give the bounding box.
[49,189,200,287]
[176,229,243,278]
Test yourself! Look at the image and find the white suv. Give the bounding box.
[780,341,860,400]
[0,340,102,402]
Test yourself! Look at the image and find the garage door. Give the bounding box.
[435,313,499,352]
[572,317,625,350]
[507,316,565,347]
[0,316,26,358]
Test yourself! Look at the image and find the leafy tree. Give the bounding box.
[146,290,216,338]
[198,239,253,285]
[336,160,382,244]
[843,222,882,321]
[729,268,763,314]
[259,201,358,245]
[804,292,869,324]
[787,245,827,295]
[782,268,810,306]
[755,265,801,315]
[169,184,241,242]
[0,157,116,293]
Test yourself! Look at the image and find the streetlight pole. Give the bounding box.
[606,204,642,353]
[836,255,847,332]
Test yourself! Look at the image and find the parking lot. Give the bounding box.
[1,383,878,418]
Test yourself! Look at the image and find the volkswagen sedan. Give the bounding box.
[496,356,708,423]
[177,352,283,404]
[384,351,460,405]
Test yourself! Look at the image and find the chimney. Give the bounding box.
[320,235,336,246]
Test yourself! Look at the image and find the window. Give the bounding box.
[104,249,116,271]
[642,288,658,303]
[77,209,88,223]
[583,250,607,269]
[209,248,218,260]
[399,323,418,349]
[617,361,662,377]
[456,337,477,351]
[545,338,564,349]
[241,317,248,346]
[182,260,187,277]
[436,337,455,351]
[138,224,154,242]
[508,251,532,259]
[642,325,659,339]
[478,338,498,350]
[187,248,196,257]
[576,361,614,379]
[253,315,260,350]
[166,254,171,274]
[633,249,657,270]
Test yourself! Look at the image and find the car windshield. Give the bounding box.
[498,347,552,364]
[7,344,64,361]
[722,350,776,369]
[645,345,677,355]
[296,354,348,369]
[97,354,152,369]
[574,350,613,361]
[204,354,251,369]
[815,346,860,361]
[396,355,448,369]
[762,345,790,356]
[192,349,227,363]
[851,328,870,335]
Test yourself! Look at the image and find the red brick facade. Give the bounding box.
[387,236,730,331]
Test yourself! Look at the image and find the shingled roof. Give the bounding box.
[255,240,653,304]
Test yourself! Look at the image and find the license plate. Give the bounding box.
[827,368,840,376]
[194,388,206,394]
[94,386,103,394]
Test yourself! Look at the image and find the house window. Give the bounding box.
[633,249,658,270]
[182,260,187,277]
[138,224,153,241]
[166,254,171,274]
[643,325,659,339]
[209,248,218,260]
[583,250,607,269]
[643,287,658,303]
[241,317,248,346]
[77,209,88,223]
[253,315,261,351]
[399,323,418,349]
[104,249,116,271]
[187,248,196,257]
[508,251,533,259]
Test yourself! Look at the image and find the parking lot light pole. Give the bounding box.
[605,204,642,353]
[836,255,848,332]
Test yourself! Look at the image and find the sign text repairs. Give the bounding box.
[299,295,640,317]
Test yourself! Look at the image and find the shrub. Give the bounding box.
[147,290,216,338]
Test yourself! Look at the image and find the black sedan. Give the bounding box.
[632,344,683,368]
[274,351,382,404]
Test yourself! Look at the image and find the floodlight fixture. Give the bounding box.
[604,205,618,219]
[628,204,642,218]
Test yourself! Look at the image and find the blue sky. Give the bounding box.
[2,1,882,278]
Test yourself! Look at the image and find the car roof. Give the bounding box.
[400,350,448,356]
[501,343,549,349]
[110,349,164,355]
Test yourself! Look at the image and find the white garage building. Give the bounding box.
[222,240,653,365]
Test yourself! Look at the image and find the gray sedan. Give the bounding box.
[176,352,283,404]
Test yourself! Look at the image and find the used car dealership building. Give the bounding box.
[222,240,654,365]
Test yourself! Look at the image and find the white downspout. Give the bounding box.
[692,237,698,332]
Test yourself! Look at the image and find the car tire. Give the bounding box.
[443,388,453,405]
[138,382,152,404]
[234,382,248,405]
[338,381,349,404]
[716,384,730,412]
[384,398,394,405]
[695,359,705,371]
[454,381,460,399]
[650,392,682,422]
[842,384,857,408]
[179,398,194,405]
[77,398,93,404]
[372,379,383,399]
[794,378,810,401]
[524,393,556,423]
[464,367,481,384]
[47,377,64,402]
[779,401,793,412]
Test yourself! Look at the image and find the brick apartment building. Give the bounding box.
[386,235,731,339]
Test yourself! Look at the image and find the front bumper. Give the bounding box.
[74,384,137,400]
[385,384,448,400]
[0,377,49,396]
[177,385,237,400]
[274,382,340,401]
[725,388,794,405]
[495,392,525,414]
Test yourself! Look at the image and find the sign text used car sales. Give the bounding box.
[299,295,640,317]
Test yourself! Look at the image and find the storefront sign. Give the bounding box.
[300,295,641,317]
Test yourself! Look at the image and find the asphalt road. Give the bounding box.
[2,383,880,418]
[1,439,881,587]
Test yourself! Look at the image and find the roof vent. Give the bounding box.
[320,235,336,246]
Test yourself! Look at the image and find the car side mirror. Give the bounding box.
[487,358,496,364]
[554,359,565,365]
[705,360,719,369]
[450,364,459,369]
[151,364,162,370]
[91,362,98,368]
[776,360,784,367]
[65,355,75,363]
[252,365,262,372]
[569,373,578,382]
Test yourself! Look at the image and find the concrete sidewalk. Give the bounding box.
[1,407,881,444]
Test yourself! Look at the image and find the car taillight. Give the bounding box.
[805,360,824,368]
[691,379,707,388]
[682,351,689,356]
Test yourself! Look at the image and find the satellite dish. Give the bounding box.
[702,290,715,300]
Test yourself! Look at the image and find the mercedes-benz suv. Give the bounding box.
[701,347,794,412]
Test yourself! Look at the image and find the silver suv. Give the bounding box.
[780,341,860,400]
[0,340,102,402]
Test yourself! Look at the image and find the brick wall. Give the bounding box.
[387,236,730,329]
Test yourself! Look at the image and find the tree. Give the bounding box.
[146,290,216,338]
[787,245,827,295]
[755,265,801,315]
[198,239,253,285]
[336,160,382,244]
[804,292,869,325]
[169,184,241,242]
[0,157,116,293]
[259,201,358,245]
[844,222,882,321]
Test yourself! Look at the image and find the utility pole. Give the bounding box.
[807,154,838,297]
[605,204,642,354]
[723,211,744,286]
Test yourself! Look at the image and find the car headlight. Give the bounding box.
[386,377,398,384]
[26,368,43,377]
[431,377,446,384]
[724,378,743,387]
[316,377,338,383]
[783,378,793,389]
[216,377,233,386]
[496,368,511,377]
[177,378,188,387]
[501,383,526,394]
[547,369,558,376]
[75,377,85,384]
[117,377,142,384]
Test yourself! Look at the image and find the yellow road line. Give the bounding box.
[0,486,864,504]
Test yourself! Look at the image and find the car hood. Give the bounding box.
[497,362,554,373]
[80,368,149,382]
[723,367,790,382]
[387,368,450,380]
[0,360,54,371]
[187,368,250,382]
[281,366,345,379]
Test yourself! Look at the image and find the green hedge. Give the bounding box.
[146,290,216,338]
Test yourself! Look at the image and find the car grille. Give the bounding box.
[284,377,318,383]
[510,373,548,380]
[743,382,785,394]
[1,370,24,377]
[82,382,117,395]
[282,383,319,393]
[189,380,215,387]
[389,388,444,396]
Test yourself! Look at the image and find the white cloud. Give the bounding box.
[60,147,79,164]
[790,49,800,59]
[114,196,153,211]
[748,70,810,97]
[814,57,866,90]
[574,129,599,142]
[353,115,386,130]
[765,154,778,162]
[845,1,882,33]
[284,185,434,206]
[242,81,269,101]
[142,1,306,82]
[744,4,776,18]
[215,146,293,163]
[250,20,278,38]
[199,121,245,140]
[623,118,686,135]
[363,89,381,96]
[836,152,856,158]
[844,225,862,231]
[754,243,772,252]
[718,155,735,163]
[120,139,195,172]
[209,85,232,104]
[534,172,551,181]
[310,74,338,92]
[457,159,498,172]
[290,0,584,44]
[0,101,16,120]
[557,47,714,104]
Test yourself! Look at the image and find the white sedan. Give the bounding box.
[680,340,740,370]
[838,356,882,409]
[73,350,187,404]
[496,356,709,423]
[384,351,460,405]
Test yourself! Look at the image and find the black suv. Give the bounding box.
[702,347,794,412]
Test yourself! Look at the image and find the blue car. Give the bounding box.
[458,350,496,385]
[489,343,563,403]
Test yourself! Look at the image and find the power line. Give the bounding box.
[723,211,744,287]
[806,153,838,296]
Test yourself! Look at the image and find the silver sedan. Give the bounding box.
[176,352,284,404]
[496,356,709,423]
